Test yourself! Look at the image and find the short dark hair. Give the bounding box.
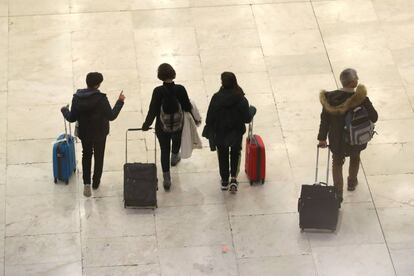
[86,72,104,88]
[157,63,176,81]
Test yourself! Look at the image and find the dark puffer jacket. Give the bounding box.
[317,84,378,156]
[62,89,124,141]
[205,88,253,147]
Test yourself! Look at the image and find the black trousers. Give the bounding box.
[157,130,182,173]
[81,138,106,185]
[216,136,242,181]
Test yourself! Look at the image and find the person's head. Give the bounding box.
[86,72,104,89]
[221,72,244,96]
[157,63,176,82]
[340,68,359,88]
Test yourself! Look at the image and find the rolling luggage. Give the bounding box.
[298,146,340,232]
[53,119,76,184]
[124,128,157,209]
[245,121,266,185]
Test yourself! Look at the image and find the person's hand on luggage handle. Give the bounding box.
[318,140,328,148]
[118,90,126,102]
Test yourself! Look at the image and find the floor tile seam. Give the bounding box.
[4,4,9,273]
[309,241,392,250]
[308,2,339,275]
[365,172,414,178]
[229,211,297,218]
[157,241,236,251]
[6,1,313,19]
[375,205,414,210]
[237,251,314,259]
[82,234,156,240]
[83,263,157,269]
[361,162,398,275]
[155,202,226,210]
[5,231,80,239]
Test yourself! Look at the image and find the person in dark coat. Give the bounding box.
[141,63,192,190]
[61,72,125,197]
[205,72,256,193]
[318,68,378,202]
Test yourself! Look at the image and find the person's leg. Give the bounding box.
[157,131,172,189]
[332,154,345,202]
[229,137,242,193]
[230,137,242,179]
[216,145,230,190]
[348,152,361,191]
[92,137,107,189]
[171,130,182,166]
[81,139,93,197]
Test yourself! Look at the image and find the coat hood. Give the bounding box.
[320,84,367,115]
[213,88,244,109]
[74,88,104,112]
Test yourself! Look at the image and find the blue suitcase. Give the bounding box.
[53,120,76,184]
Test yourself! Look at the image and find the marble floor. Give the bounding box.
[1,0,414,275]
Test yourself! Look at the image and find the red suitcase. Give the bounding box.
[245,122,266,185]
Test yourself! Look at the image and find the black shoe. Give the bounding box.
[229,179,238,194]
[221,180,229,191]
[163,172,171,191]
[171,153,181,167]
[92,182,100,190]
[347,178,358,191]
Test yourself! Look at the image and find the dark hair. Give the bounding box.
[86,72,104,88]
[157,63,176,81]
[221,72,244,96]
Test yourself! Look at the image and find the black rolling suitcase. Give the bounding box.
[124,128,157,209]
[298,146,340,231]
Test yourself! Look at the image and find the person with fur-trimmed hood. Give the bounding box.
[317,68,378,203]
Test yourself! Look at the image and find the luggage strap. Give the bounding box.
[315,145,330,185]
[125,128,156,164]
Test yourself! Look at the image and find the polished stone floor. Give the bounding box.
[1,0,414,275]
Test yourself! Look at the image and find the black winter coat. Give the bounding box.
[62,89,124,141]
[317,85,378,156]
[205,88,253,147]
[142,82,192,134]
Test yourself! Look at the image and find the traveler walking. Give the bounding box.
[61,72,125,197]
[317,68,378,203]
[204,72,256,193]
[141,63,193,191]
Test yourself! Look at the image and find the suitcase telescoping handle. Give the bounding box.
[248,119,254,139]
[315,145,330,185]
[125,128,156,164]
[63,111,72,140]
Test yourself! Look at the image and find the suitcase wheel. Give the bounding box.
[65,180,69,185]
[54,178,57,184]
[250,181,253,186]
[261,179,265,184]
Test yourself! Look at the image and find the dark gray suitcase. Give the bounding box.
[298,146,340,231]
[124,128,157,209]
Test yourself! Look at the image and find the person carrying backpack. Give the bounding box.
[317,68,378,203]
[142,63,192,190]
[205,72,256,193]
[61,72,125,197]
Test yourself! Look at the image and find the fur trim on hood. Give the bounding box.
[319,84,367,115]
